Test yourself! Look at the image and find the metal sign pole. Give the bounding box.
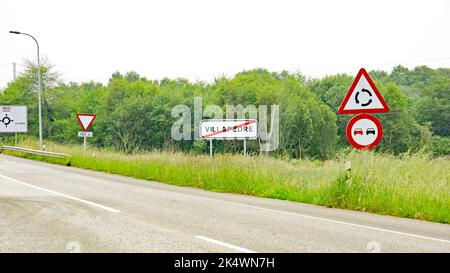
[83,136,87,151]
[364,150,369,184]
[209,139,212,157]
[243,139,247,157]
[15,133,18,146]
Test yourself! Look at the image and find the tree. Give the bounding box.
[378,83,430,154]
[309,74,353,146]
[415,78,450,136]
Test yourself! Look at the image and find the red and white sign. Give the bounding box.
[76,114,96,132]
[338,68,390,114]
[200,119,258,139]
[346,113,382,150]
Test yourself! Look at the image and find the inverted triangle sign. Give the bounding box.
[76,114,96,131]
[338,68,390,114]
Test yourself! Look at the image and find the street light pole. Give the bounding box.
[9,31,43,150]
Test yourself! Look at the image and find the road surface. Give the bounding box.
[0,154,449,253]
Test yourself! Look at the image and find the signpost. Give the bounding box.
[1,106,27,145]
[338,68,390,182]
[338,68,389,150]
[200,119,258,157]
[76,114,96,151]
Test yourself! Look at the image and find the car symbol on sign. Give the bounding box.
[366,128,376,135]
[354,128,363,135]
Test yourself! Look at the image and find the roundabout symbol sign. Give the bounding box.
[338,68,389,114]
[1,114,13,127]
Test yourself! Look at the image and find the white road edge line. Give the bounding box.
[195,236,256,253]
[191,196,450,244]
[0,173,120,213]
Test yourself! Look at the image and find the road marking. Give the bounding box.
[0,173,120,213]
[185,194,450,244]
[195,235,256,253]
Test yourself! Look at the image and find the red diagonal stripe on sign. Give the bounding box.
[202,120,256,138]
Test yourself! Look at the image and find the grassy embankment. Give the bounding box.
[1,138,449,224]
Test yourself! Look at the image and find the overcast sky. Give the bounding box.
[1,0,449,88]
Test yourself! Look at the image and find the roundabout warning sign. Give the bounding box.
[338,68,389,114]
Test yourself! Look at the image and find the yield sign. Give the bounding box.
[338,68,390,114]
[76,114,96,131]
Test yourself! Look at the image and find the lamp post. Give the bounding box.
[9,31,43,150]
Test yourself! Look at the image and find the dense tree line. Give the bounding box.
[1,62,449,158]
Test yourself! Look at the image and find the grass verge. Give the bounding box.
[1,139,449,224]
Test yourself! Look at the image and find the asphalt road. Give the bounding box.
[0,154,449,253]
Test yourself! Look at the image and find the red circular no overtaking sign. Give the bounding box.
[346,113,383,150]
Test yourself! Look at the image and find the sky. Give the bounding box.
[0,0,449,88]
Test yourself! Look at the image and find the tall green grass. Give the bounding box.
[2,138,449,223]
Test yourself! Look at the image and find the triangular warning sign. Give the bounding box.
[76,114,96,131]
[338,68,390,114]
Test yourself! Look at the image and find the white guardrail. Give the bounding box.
[0,146,70,158]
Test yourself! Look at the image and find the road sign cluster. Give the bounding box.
[3,70,386,154]
[338,68,389,150]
